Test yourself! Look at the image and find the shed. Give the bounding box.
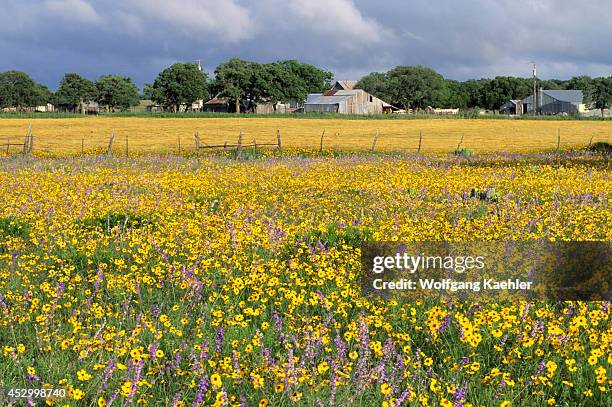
[203,97,229,113]
[500,100,524,115]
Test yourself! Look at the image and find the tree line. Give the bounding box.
[1,60,611,114]
[356,66,612,114]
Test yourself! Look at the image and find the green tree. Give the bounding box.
[54,73,96,113]
[33,84,52,107]
[442,79,468,109]
[278,60,333,99]
[95,75,140,112]
[0,70,40,111]
[212,58,255,113]
[483,76,531,110]
[459,79,490,109]
[384,65,448,110]
[151,63,209,112]
[565,76,594,105]
[591,77,612,117]
[355,72,391,103]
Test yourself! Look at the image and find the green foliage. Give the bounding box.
[54,73,96,112]
[149,63,209,112]
[454,148,474,157]
[387,65,448,109]
[95,75,140,112]
[591,77,612,116]
[588,141,612,154]
[482,76,531,110]
[0,216,30,239]
[0,71,49,110]
[299,223,373,248]
[212,58,332,113]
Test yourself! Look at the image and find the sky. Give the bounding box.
[1,0,611,90]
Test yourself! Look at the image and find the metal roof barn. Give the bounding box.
[305,89,392,114]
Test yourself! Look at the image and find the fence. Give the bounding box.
[0,123,609,157]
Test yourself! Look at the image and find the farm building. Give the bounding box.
[522,89,586,115]
[305,82,397,114]
[499,100,524,115]
[203,97,229,113]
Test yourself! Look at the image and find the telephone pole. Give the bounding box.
[532,63,537,115]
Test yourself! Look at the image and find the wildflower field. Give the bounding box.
[0,117,611,154]
[0,149,610,406]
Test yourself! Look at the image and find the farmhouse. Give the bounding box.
[305,81,397,114]
[522,89,586,115]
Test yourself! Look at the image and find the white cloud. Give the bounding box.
[282,0,389,50]
[45,0,100,24]
[128,0,254,43]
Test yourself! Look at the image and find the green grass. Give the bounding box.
[1,111,610,121]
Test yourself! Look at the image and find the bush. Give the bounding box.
[454,148,474,157]
[588,141,612,154]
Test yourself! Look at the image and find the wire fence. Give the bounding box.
[0,124,609,157]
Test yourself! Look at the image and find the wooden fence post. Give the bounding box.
[253,138,257,153]
[557,128,561,151]
[29,134,33,153]
[23,123,32,155]
[81,137,85,157]
[107,130,115,155]
[236,129,243,159]
[319,129,325,153]
[588,134,594,148]
[178,135,181,152]
[457,132,464,150]
[371,129,379,152]
[417,131,423,153]
[194,130,201,149]
[276,129,282,153]
[6,138,9,154]
[125,134,129,157]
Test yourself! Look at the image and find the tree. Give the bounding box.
[212,58,333,113]
[0,70,40,111]
[459,79,490,109]
[483,76,531,110]
[33,84,52,107]
[212,58,255,113]
[95,75,140,112]
[355,72,391,103]
[54,73,95,113]
[151,63,209,112]
[443,79,468,109]
[384,65,448,110]
[591,77,612,117]
[566,76,594,105]
[278,60,333,100]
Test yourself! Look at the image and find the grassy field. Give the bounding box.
[0,117,610,154]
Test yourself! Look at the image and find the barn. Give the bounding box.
[305,82,396,114]
[523,89,586,115]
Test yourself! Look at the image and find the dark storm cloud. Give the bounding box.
[1,0,610,89]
